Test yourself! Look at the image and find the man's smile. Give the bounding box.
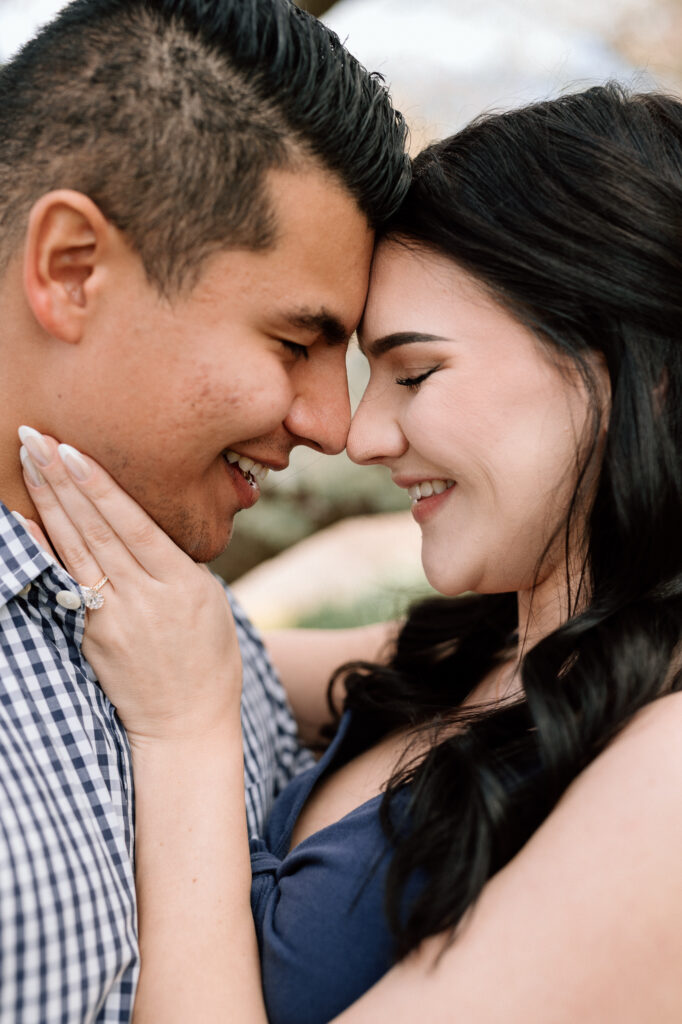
[222,448,271,487]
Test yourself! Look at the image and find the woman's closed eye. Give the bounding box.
[395,365,440,391]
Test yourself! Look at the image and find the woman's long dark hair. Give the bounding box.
[333,84,682,958]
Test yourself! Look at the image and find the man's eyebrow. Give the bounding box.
[359,331,448,357]
[283,309,349,346]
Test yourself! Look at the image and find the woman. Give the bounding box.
[17,83,682,1021]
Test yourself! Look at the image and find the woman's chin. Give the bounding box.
[421,557,472,598]
[421,554,512,599]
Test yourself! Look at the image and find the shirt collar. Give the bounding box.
[0,502,89,654]
[0,501,59,607]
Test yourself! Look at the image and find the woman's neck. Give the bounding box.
[516,559,586,655]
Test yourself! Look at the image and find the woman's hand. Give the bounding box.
[18,426,243,748]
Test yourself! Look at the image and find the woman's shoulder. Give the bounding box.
[543,689,682,873]
[338,692,682,1023]
[455,690,682,1017]
[615,687,682,738]
[615,687,682,744]
[569,689,682,805]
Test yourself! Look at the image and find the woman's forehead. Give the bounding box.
[360,241,499,350]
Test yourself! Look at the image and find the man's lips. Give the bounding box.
[223,448,270,485]
[223,447,289,479]
[220,448,289,511]
[221,456,261,510]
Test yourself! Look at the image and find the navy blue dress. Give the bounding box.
[250,713,419,1024]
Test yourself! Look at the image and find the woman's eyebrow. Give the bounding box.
[358,331,448,357]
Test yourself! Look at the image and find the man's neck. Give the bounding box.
[0,269,46,520]
[0,427,41,523]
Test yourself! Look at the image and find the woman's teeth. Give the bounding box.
[223,450,270,487]
[408,479,455,504]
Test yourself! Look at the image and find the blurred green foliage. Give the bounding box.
[295,579,435,628]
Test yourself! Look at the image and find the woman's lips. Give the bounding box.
[410,482,456,523]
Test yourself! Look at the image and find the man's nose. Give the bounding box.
[283,352,351,455]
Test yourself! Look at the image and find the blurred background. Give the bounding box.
[2,0,681,628]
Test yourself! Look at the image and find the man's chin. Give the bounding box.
[187,529,235,565]
[162,514,235,565]
[105,470,237,564]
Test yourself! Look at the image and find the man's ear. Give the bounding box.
[23,190,112,344]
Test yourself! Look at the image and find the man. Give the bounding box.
[0,0,410,1018]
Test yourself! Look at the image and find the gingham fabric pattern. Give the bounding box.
[0,502,313,1022]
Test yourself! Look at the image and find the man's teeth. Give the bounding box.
[223,450,270,485]
[408,479,455,503]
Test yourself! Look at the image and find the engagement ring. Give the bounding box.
[81,575,109,610]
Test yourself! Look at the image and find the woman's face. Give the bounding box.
[347,241,599,597]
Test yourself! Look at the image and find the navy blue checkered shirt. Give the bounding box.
[0,502,312,1022]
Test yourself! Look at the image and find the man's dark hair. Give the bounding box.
[0,0,410,292]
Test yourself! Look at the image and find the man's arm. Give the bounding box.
[263,622,398,746]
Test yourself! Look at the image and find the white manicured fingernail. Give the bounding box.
[58,443,91,482]
[18,425,51,467]
[20,446,46,487]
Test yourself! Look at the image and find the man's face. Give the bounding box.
[56,168,374,560]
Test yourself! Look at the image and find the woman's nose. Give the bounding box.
[346,385,407,465]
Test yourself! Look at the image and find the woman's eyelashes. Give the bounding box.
[280,340,310,360]
[395,365,440,391]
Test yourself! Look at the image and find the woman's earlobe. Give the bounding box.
[23,190,106,344]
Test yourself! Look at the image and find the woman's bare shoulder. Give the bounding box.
[334,691,682,1024]
[568,688,682,808]
[608,688,682,751]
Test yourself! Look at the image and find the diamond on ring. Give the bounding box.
[81,575,109,610]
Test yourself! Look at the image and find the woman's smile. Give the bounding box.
[408,480,456,523]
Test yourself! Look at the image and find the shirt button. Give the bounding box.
[17,583,32,598]
[56,590,82,610]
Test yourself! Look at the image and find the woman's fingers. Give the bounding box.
[20,442,107,586]
[21,434,128,586]
[19,427,186,583]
